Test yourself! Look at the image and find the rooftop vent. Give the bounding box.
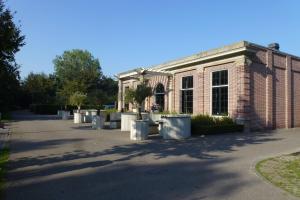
[268,43,280,51]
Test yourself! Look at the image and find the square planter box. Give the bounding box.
[61,111,70,120]
[92,115,105,129]
[110,121,121,129]
[130,120,149,141]
[160,115,191,139]
[74,112,83,123]
[121,113,137,131]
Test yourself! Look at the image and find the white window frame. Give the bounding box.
[181,76,194,114]
[210,69,229,116]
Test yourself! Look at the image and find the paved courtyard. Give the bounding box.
[4,111,300,200]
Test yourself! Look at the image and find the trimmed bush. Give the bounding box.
[104,108,118,121]
[29,104,102,115]
[191,114,243,135]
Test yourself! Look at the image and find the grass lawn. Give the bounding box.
[0,147,9,199]
[256,152,300,197]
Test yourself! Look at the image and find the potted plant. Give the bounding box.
[130,83,152,140]
[69,91,87,123]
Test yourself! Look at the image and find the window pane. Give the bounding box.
[220,70,228,85]
[155,94,164,111]
[212,72,220,86]
[182,76,193,89]
[181,90,193,113]
[212,70,228,86]
[155,83,164,93]
[212,87,228,115]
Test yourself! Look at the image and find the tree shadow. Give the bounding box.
[6,158,259,200]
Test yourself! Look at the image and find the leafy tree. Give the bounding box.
[124,87,136,107]
[0,1,25,111]
[69,91,87,111]
[125,83,152,120]
[53,49,102,107]
[23,73,56,104]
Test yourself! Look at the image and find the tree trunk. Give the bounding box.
[137,106,142,120]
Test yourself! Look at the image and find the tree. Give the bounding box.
[69,91,87,111]
[0,0,25,111]
[124,87,136,108]
[23,73,56,104]
[134,83,152,119]
[53,49,102,107]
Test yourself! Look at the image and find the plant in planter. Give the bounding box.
[69,91,87,123]
[129,83,152,140]
[124,88,137,112]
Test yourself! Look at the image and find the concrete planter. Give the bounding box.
[84,110,98,123]
[57,110,64,117]
[92,115,105,129]
[121,113,137,131]
[110,112,121,121]
[160,115,191,139]
[149,113,162,124]
[141,113,150,120]
[110,121,121,129]
[130,120,149,140]
[74,112,83,123]
[99,110,107,121]
[61,111,70,120]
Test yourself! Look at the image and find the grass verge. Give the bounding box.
[0,147,9,199]
[256,152,300,197]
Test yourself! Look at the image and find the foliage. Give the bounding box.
[53,50,117,107]
[0,1,25,112]
[124,88,136,106]
[23,73,56,104]
[191,114,243,135]
[69,91,87,110]
[134,83,152,106]
[103,108,118,121]
[29,104,101,115]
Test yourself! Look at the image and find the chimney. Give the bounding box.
[268,43,280,51]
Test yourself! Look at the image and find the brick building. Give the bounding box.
[116,41,300,130]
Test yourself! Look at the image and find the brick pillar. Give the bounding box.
[236,57,251,132]
[167,75,173,112]
[266,50,274,129]
[198,69,205,114]
[117,79,123,111]
[285,56,292,128]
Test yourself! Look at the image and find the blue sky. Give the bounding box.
[6,0,300,79]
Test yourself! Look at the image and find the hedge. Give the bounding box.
[29,104,103,115]
[191,114,244,135]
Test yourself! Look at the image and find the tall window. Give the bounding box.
[155,83,165,112]
[212,70,228,115]
[181,76,193,113]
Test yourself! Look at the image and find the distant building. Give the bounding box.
[116,41,300,130]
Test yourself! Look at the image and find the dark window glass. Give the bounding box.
[181,76,193,114]
[181,90,193,113]
[155,83,165,112]
[212,70,228,115]
[182,76,193,89]
[212,70,228,86]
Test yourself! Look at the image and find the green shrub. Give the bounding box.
[191,114,243,135]
[104,108,118,121]
[29,104,102,115]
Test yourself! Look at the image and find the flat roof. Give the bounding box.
[117,41,300,78]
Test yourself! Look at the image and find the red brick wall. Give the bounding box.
[274,67,286,128]
[292,58,300,127]
[250,63,267,129]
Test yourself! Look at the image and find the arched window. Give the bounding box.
[155,83,165,112]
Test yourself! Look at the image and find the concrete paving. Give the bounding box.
[5,111,300,200]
